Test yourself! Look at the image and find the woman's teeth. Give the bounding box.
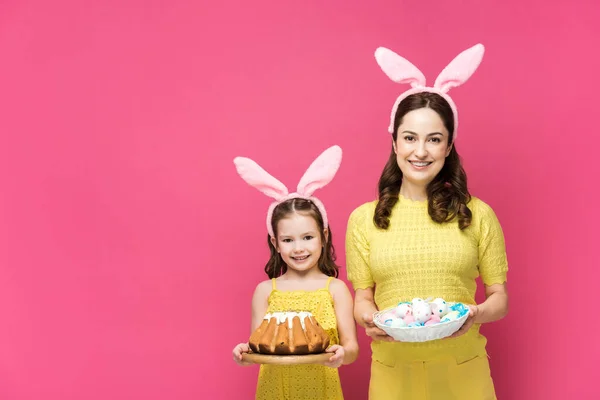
[409,161,432,167]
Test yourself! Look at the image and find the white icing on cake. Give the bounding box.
[263,311,313,329]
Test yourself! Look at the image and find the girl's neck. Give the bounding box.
[275,270,330,291]
[281,268,326,281]
[399,181,428,201]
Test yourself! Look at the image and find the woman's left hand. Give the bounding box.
[447,305,479,339]
[322,345,345,368]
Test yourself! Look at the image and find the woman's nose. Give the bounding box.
[414,141,428,158]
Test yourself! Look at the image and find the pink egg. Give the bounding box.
[403,315,414,324]
[425,319,440,326]
[429,315,441,322]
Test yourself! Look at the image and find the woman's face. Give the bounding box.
[394,107,452,188]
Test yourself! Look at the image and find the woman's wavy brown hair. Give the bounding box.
[265,198,339,279]
[374,92,472,230]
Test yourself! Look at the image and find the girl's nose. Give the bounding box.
[293,243,304,252]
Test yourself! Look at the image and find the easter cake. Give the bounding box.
[248,312,330,355]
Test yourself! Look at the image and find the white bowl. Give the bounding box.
[373,303,469,342]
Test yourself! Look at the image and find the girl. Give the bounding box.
[347,44,509,399]
[231,145,359,400]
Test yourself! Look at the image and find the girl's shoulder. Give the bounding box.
[253,279,273,295]
[327,277,351,293]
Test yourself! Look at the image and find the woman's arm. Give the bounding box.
[448,282,508,338]
[327,279,359,366]
[475,282,508,323]
[354,287,393,342]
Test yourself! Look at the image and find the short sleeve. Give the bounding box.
[475,200,509,286]
[345,204,375,290]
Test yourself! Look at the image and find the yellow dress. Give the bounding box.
[255,277,344,400]
[346,196,508,400]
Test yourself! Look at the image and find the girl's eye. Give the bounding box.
[304,236,314,241]
[282,238,292,243]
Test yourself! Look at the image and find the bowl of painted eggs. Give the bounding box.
[372,298,470,342]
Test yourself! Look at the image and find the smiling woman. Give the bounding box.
[346,44,509,400]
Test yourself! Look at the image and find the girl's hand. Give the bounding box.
[447,305,479,339]
[322,345,345,368]
[232,343,253,366]
[362,313,395,342]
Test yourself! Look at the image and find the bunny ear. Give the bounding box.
[233,157,289,200]
[374,47,426,88]
[296,145,342,197]
[434,43,485,93]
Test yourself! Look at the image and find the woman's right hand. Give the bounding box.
[361,314,395,342]
[232,343,253,366]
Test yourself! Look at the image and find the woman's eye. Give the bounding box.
[404,136,415,142]
[429,137,441,143]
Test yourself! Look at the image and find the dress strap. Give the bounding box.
[325,276,334,290]
[271,278,277,290]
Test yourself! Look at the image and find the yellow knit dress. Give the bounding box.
[255,277,344,400]
[346,196,508,400]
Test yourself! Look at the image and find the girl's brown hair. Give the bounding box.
[374,92,472,230]
[265,198,339,279]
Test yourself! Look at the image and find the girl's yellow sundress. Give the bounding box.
[255,277,344,400]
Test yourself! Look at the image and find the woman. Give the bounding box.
[346,44,508,399]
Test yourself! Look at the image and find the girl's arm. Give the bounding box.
[354,287,393,341]
[232,280,271,366]
[250,280,272,331]
[327,279,359,365]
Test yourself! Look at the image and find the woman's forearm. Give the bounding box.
[475,290,509,324]
[354,294,379,327]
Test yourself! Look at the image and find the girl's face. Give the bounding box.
[271,212,326,275]
[394,107,452,188]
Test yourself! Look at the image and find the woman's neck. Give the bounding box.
[399,182,427,201]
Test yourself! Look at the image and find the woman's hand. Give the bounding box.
[362,313,395,342]
[322,345,345,368]
[232,343,253,366]
[447,305,479,339]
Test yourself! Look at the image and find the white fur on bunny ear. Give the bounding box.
[233,157,289,200]
[434,44,485,93]
[375,47,426,88]
[296,146,342,197]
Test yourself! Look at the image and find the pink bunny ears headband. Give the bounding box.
[375,43,485,141]
[233,145,342,238]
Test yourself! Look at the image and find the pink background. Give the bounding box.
[1,0,598,399]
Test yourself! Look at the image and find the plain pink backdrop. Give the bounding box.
[1,0,598,399]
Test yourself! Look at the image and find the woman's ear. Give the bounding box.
[392,140,397,154]
[446,143,453,157]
